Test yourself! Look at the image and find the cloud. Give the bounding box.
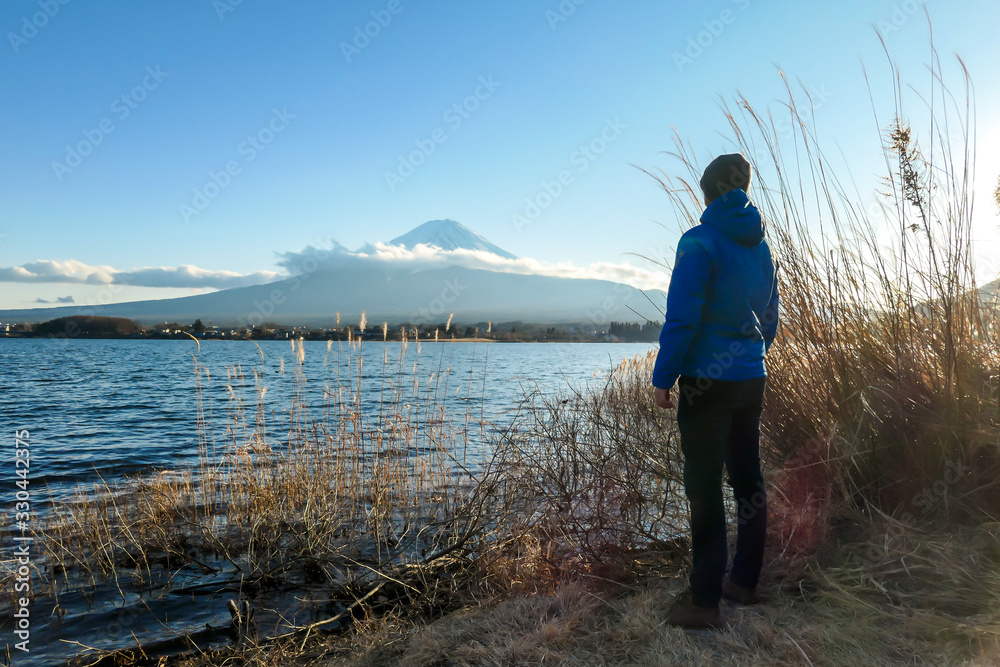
[1,238,670,295]
[0,259,117,284]
[275,241,671,292]
[35,295,76,304]
[115,265,283,289]
[0,260,282,289]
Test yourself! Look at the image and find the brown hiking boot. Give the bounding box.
[666,591,724,629]
[722,576,761,605]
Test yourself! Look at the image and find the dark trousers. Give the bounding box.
[676,375,767,607]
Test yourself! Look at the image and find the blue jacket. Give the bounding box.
[651,189,779,390]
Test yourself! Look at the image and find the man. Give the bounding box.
[651,153,779,629]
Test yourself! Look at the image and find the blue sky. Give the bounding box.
[1,0,998,310]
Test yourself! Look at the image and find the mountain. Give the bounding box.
[0,266,664,327]
[979,277,1000,309]
[0,221,665,326]
[387,219,517,259]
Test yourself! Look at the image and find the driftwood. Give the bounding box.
[271,536,476,651]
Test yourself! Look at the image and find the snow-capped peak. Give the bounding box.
[387,219,517,260]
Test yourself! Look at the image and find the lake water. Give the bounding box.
[0,338,656,663]
[0,338,655,502]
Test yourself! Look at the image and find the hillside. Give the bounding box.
[0,266,665,327]
[0,220,665,326]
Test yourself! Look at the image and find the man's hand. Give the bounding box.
[654,386,674,409]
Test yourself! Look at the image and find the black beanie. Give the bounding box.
[700,153,752,203]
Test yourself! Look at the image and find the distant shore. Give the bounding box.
[1,314,662,344]
[0,333,650,343]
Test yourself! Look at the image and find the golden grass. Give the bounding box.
[300,31,1000,666]
[640,39,1000,518]
[296,516,1000,667]
[29,331,493,644]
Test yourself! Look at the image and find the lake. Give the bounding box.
[0,338,656,502]
[0,338,657,664]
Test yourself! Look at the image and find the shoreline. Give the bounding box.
[0,335,656,343]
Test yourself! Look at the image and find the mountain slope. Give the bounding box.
[0,266,664,327]
[0,220,671,326]
[388,220,517,259]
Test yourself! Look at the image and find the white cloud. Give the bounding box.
[0,259,282,289]
[117,265,283,289]
[0,259,117,284]
[0,240,669,294]
[276,241,671,291]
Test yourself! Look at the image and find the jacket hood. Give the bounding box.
[700,188,764,246]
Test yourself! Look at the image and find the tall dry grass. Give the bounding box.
[475,351,689,594]
[33,325,497,650]
[641,44,1000,523]
[315,37,1000,665]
